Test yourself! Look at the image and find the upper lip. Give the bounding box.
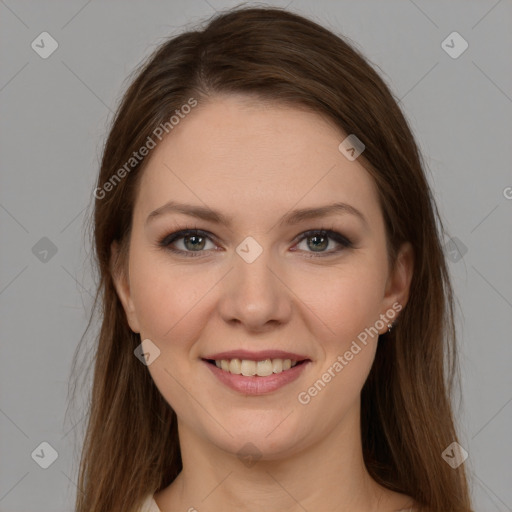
[203,350,310,361]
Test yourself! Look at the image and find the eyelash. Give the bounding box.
[158,224,354,258]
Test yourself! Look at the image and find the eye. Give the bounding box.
[158,226,353,258]
[292,228,353,257]
[159,228,217,257]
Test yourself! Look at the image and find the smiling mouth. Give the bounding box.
[204,358,309,377]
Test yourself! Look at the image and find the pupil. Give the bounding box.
[309,235,327,251]
[185,235,205,251]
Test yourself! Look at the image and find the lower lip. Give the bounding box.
[204,360,310,395]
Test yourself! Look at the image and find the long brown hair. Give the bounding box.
[69,6,473,511]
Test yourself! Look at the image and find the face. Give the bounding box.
[113,94,413,460]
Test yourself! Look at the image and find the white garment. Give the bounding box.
[139,494,162,512]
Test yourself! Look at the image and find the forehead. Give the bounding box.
[135,95,382,229]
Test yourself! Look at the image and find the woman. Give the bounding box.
[71,6,473,511]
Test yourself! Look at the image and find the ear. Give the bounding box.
[110,240,141,333]
[379,241,414,331]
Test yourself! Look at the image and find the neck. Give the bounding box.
[157,402,393,512]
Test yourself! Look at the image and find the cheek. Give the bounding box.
[299,260,386,345]
[128,246,215,348]
[296,269,384,418]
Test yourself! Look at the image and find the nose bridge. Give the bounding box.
[237,242,274,290]
[219,235,291,327]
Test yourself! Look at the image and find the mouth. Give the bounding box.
[201,352,312,395]
[203,357,309,377]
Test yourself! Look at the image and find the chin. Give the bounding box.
[198,416,309,462]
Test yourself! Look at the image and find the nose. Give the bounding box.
[217,244,293,332]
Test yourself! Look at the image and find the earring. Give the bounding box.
[387,322,393,334]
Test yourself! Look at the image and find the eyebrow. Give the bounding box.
[146,200,369,229]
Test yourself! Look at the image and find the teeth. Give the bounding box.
[272,359,283,373]
[229,358,242,374]
[213,358,299,377]
[256,359,273,377]
[241,359,256,376]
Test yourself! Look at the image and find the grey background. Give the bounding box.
[1,1,511,511]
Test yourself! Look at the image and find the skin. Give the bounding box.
[112,94,416,512]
